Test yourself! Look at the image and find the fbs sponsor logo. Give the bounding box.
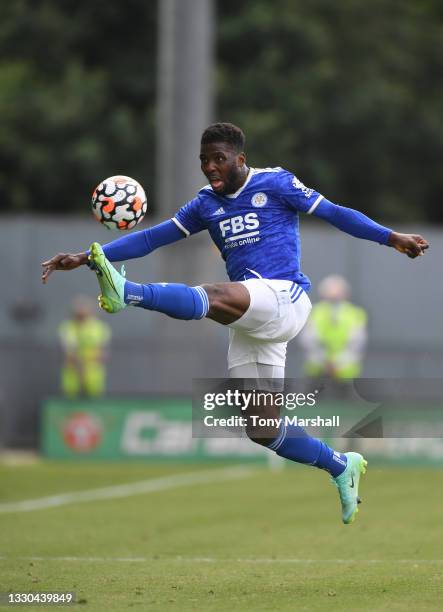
[251,192,267,207]
[219,213,259,238]
[219,213,261,249]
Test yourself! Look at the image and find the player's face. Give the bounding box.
[199,142,246,195]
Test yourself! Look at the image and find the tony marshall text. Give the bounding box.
[203,415,340,428]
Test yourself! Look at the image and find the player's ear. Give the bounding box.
[237,152,246,166]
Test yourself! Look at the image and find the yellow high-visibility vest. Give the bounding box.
[58,318,111,363]
[305,301,367,378]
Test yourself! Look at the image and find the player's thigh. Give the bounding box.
[229,279,312,342]
[203,282,250,325]
[224,278,281,335]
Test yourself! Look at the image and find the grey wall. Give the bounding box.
[1,216,441,446]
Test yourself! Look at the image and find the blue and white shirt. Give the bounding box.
[172,167,391,292]
[101,167,392,290]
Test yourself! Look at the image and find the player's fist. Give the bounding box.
[41,252,88,284]
[387,232,429,259]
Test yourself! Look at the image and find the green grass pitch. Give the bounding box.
[1,461,442,611]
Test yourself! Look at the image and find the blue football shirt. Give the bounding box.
[172,167,323,291]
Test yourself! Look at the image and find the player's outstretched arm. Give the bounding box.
[387,231,429,258]
[41,219,186,284]
[311,198,429,258]
[98,219,185,262]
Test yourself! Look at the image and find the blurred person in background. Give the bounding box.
[299,275,367,380]
[58,295,111,399]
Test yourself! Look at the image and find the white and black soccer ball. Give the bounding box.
[91,175,147,230]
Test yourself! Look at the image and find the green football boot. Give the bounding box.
[332,452,367,524]
[88,242,127,314]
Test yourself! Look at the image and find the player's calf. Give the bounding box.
[89,243,209,320]
[244,408,281,447]
[89,246,252,323]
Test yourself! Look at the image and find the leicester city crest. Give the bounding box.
[251,192,268,207]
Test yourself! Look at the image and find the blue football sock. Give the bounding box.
[124,281,209,320]
[268,424,347,477]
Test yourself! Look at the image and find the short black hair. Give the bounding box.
[201,122,245,152]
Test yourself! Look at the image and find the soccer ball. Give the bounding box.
[91,175,147,230]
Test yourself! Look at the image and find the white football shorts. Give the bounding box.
[227,278,312,372]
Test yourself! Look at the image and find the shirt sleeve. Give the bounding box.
[277,169,392,245]
[172,196,206,237]
[277,169,325,213]
[311,198,392,245]
[98,219,185,262]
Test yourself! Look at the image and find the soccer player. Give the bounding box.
[41,122,428,524]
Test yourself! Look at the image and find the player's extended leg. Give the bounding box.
[231,363,367,524]
[88,243,250,323]
[226,282,367,525]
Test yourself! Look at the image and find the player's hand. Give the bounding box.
[41,252,88,284]
[387,232,429,259]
